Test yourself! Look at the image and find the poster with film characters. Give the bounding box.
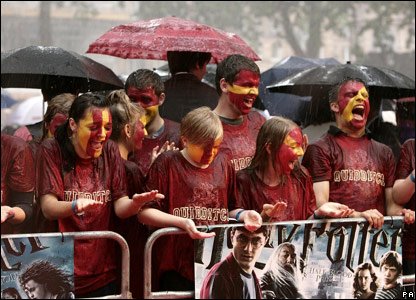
[1,234,74,299]
[195,217,405,299]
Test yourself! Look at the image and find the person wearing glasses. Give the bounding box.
[200,225,270,299]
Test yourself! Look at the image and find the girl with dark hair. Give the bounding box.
[353,262,379,299]
[36,93,164,297]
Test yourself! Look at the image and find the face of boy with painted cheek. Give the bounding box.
[338,82,370,129]
[47,113,67,138]
[127,86,160,125]
[77,108,112,158]
[187,138,222,165]
[227,70,260,115]
[277,128,304,175]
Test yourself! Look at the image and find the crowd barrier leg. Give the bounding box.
[143,227,193,299]
[1,231,132,299]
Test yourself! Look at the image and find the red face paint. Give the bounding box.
[277,128,304,175]
[47,113,67,138]
[187,138,222,166]
[127,86,159,108]
[76,108,112,159]
[338,82,370,129]
[227,70,260,115]
[133,120,145,151]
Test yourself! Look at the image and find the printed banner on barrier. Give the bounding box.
[195,218,405,299]
[1,235,74,299]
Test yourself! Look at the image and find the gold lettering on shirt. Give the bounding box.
[173,207,228,222]
[333,169,385,186]
[64,190,112,203]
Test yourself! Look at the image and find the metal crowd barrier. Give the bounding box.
[1,231,131,299]
[143,227,193,299]
[143,219,416,299]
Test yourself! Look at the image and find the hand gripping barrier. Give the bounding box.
[1,231,132,299]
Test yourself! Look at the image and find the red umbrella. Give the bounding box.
[87,16,260,63]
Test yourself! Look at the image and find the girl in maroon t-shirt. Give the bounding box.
[138,107,263,292]
[236,116,354,222]
[36,93,163,297]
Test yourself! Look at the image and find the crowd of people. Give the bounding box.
[1,51,415,299]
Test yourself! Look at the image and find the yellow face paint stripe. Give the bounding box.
[284,134,304,157]
[227,84,259,96]
[341,86,368,121]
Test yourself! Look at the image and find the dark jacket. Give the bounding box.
[200,253,262,299]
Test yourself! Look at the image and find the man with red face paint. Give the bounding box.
[213,54,266,172]
[159,51,219,123]
[138,107,263,292]
[125,69,181,175]
[235,116,354,222]
[302,78,413,229]
[36,93,164,297]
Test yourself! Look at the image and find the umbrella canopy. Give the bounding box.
[259,56,341,124]
[87,16,260,63]
[268,62,415,126]
[1,46,124,92]
[267,62,415,100]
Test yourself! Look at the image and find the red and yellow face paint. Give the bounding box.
[277,128,304,175]
[227,70,260,115]
[76,107,112,159]
[338,82,370,129]
[186,137,222,166]
[127,86,160,125]
[46,113,67,138]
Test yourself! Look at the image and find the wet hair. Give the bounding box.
[215,54,260,95]
[328,77,368,103]
[125,69,164,97]
[249,116,304,183]
[180,106,223,148]
[55,92,110,172]
[167,51,211,75]
[1,287,21,299]
[231,225,271,240]
[41,76,79,102]
[353,262,379,298]
[379,251,402,274]
[42,93,76,140]
[107,89,145,142]
[19,260,73,297]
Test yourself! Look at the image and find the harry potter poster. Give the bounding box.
[195,217,404,299]
[1,234,74,299]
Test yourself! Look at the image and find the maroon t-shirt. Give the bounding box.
[394,138,415,261]
[302,127,396,215]
[220,111,265,171]
[236,167,316,221]
[36,138,128,295]
[132,118,181,176]
[1,134,35,234]
[144,150,236,282]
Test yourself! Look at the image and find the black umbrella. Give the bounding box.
[268,62,415,127]
[1,46,123,92]
[259,56,340,125]
[267,62,415,100]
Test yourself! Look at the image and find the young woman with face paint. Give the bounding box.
[213,54,266,172]
[107,89,155,299]
[125,69,181,176]
[235,116,354,222]
[137,106,263,292]
[302,78,415,230]
[36,93,164,297]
